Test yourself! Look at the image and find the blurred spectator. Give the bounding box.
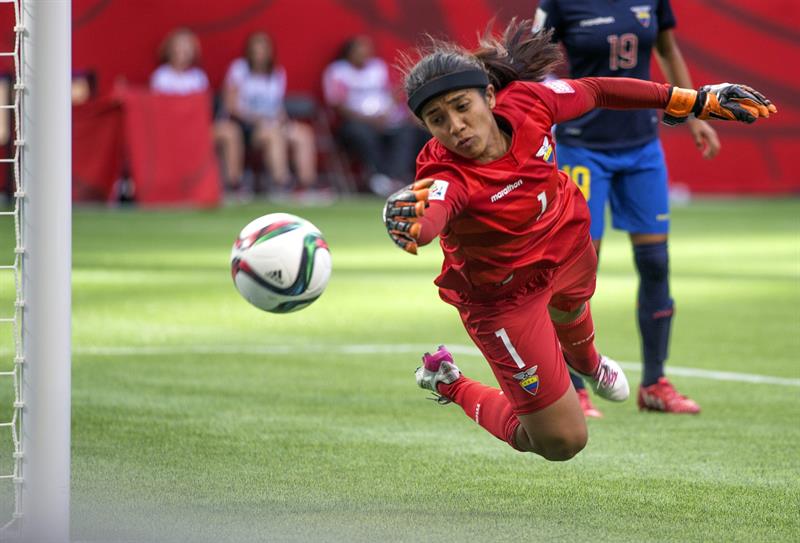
[72,71,97,105]
[150,27,245,200]
[150,28,209,95]
[323,36,427,195]
[219,31,318,196]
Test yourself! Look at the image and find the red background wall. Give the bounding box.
[7,0,800,194]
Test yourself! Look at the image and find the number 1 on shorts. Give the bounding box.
[495,328,526,369]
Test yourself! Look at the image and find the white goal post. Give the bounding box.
[0,0,72,542]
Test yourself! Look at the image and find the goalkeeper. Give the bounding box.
[383,19,775,461]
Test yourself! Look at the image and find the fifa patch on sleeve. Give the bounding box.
[429,180,449,201]
[544,80,575,94]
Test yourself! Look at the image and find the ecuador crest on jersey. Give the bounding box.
[513,366,540,396]
[536,136,554,164]
[631,5,652,28]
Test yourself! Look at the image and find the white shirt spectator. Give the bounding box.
[322,58,395,118]
[225,58,286,120]
[150,64,209,95]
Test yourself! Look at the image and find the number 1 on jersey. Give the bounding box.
[495,328,526,369]
[536,191,548,220]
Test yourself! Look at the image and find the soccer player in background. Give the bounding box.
[534,0,719,415]
[383,19,775,460]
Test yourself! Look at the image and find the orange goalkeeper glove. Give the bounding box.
[382,178,433,255]
[664,83,777,125]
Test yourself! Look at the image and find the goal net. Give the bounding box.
[1,1,71,542]
[0,0,25,537]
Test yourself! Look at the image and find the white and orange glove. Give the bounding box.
[664,83,777,125]
[382,178,434,255]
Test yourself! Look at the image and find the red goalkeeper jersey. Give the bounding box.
[414,77,670,297]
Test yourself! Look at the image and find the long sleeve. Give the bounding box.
[410,173,469,246]
[416,203,449,246]
[543,77,672,124]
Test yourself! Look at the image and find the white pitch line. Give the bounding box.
[61,344,800,388]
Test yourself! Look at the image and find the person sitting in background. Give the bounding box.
[150,28,245,200]
[219,31,318,197]
[71,71,96,105]
[323,35,427,196]
[150,28,209,95]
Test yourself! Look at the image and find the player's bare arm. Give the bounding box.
[655,29,720,159]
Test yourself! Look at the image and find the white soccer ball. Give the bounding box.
[230,213,332,313]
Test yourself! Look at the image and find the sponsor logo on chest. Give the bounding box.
[490,179,524,203]
[579,16,615,27]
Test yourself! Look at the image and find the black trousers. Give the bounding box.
[337,119,429,182]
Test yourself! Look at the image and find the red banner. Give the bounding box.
[121,90,221,207]
[69,0,799,195]
[72,98,124,202]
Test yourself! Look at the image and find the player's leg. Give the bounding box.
[548,241,629,402]
[418,352,586,461]
[466,304,588,460]
[418,288,587,461]
[610,139,699,413]
[513,390,586,460]
[556,144,613,415]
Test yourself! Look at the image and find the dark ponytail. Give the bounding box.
[403,18,563,103]
[474,18,562,90]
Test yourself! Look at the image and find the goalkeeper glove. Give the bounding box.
[382,178,434,255]
[664,83,777,125]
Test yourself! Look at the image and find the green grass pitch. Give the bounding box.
[0,197,798,542]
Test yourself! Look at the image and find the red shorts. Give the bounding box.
[452,241,598,415]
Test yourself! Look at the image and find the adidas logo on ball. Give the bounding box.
[231,213,332,314]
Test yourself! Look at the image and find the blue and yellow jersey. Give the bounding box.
[535,0,676,150]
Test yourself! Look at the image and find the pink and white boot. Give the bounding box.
[415,345,462,404]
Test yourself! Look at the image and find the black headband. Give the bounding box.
[407,69,490,118]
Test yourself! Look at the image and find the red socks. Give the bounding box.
[553,305,600,376]
[438,377,521,450]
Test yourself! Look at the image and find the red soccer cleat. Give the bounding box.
[576,388,603,418]
[637,377,701,414]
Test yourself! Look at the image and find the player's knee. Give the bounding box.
[523,429,587,461]
[541,434,587,461]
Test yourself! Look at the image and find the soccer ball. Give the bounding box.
[230,213,332,313]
